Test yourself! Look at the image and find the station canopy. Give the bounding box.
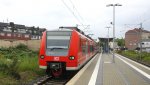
[98,37,113,42]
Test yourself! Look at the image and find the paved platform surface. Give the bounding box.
[66,53,150,85]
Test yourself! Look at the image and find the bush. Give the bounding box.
[121,50,138,60]
[8,52,20,80]
[0,51,20,79]
[118,50,150,66]
[15,44,29,51]
[143,57,150,65]
[0,44,44,84]
[18,56,38,71]
[0,62,8,73]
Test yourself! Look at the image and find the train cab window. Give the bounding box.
[46,31,72,56]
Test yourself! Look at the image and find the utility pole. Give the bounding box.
[139,23,143,61]
[106,4,122,63]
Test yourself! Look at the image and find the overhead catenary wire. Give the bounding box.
[125,18,150,29]
[69,0,84,22]
[61,0,86,29]
[125,24,140,29]
[69,2,92,34]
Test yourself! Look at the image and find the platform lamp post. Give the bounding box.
[106,3,122,63]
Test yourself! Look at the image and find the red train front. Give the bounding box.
[39,27,97,77]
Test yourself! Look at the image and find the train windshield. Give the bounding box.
[46,31,72,56]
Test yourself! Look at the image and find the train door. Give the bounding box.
[85,40,88,59]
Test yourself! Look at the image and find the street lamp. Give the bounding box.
[106,3,122,63]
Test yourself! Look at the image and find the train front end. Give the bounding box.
[39,29,78,77]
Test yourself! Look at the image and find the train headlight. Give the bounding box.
[69,56,75,60]
[40,55,44,59]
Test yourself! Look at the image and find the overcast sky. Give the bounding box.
[0,0,150,39]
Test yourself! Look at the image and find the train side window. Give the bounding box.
[82,45,86,54]
[89,45,94,52]
[81,38,86,54]
[79,37,81,51]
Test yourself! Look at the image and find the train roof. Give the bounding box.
[59,26,94,41]
[45,27,95,42]
[46,28,73,32]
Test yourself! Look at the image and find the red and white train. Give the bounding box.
[39,27,97,77]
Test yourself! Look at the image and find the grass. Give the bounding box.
[0,72,18,85]
[18,57,38,72]
[0,44,45,84]
[18,56,44,75]
[117,50,150,66]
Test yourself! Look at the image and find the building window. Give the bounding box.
[25,34,29,38]
[29,30,32,33]
[18,34,21,37]
[14,34,16,37]
[146,43,149,45]
[32,35,37,38]
[14,30,17,32]
[0,33,5,36]
[129,43,132,45]
[18,29,26,33]
[7,33,11,37]
[32,35,34,38]
[34,31,37,34]
[133,43,136,45]
[34,36,37,38]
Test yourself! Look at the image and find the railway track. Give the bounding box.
[29,71,77,85]
[43,78,69,85]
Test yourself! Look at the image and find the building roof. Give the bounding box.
[15,24,26,29]
[98,37,113,42]
[134,28,150,33]
[126,28,150,34]
[39,28,46,31]
[0,22,8,27]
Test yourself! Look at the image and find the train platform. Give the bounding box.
[66,53,150,85]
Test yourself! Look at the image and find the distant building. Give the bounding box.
[109,41,119,50]
[125,28,150,50]
[138,39,150,53]
[0,22,46,40]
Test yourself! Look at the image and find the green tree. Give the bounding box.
[115,38,125,47]
[10,22,15,33]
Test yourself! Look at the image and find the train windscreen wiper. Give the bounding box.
[47,46,68,50]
